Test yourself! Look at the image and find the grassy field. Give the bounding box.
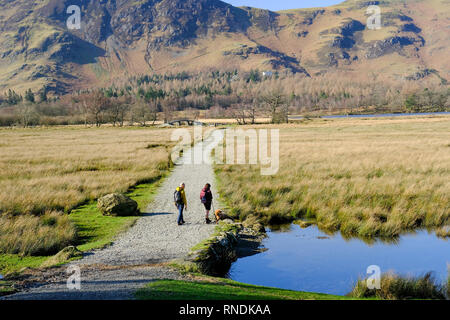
[0,181,162,274]
[0,126,181,273]
[136,277,351,300]
[215,116,450,239]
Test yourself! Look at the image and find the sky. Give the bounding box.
[223,0,345,11]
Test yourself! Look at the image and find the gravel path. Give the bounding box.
[2,130,223,300]
[76,133,220,266]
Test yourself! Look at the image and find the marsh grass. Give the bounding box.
[0,126,181,259]
[215,117,450,238]
[348,272,447,300]
[0,212,76,256]
[0,127,175,215]
[436,226,450,239]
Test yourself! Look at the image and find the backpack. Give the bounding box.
[200,189,211,204]
[200,190,207,204]
[174,189,183,205]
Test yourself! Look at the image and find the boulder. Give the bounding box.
[97,193,139,216]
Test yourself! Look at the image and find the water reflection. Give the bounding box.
[230,224,449,296]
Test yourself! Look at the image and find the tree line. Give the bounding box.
[0,70,448,127]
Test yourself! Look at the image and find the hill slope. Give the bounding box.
[0,0,448,94]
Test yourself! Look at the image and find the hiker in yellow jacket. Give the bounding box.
[174,183,187,225]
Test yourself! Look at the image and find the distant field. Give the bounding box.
[0,126,177,259]
[215,116,450,238]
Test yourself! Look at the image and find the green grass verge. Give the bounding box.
[69,204,139,252]
[135,278,354,300]
[0,255,48,275]
[0,178,165,274]
[68,180,164,253]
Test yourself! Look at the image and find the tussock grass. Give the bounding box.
[0,127,175,215]
[436,226,450,239]
[348,272,447,300]
[0,126,179,258]
[215,117,450,238]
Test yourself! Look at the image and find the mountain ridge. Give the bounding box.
[0,0,448,94]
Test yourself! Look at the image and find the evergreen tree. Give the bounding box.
[39,86,48,103]
[25,89,35,103]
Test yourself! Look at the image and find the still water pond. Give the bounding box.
[322,112,450,119]
[229,224,449,296]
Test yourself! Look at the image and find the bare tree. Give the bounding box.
[80,91,111,127]
[161,98,176,124]
[230,105,248,125]
[149,99,160,125]
[261,90,288,124]
[132,100,149,126]
[244,94,258,124]
[17,104,37,128]
[109,95,131,127]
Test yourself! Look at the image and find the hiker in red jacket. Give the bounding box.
[200,183,213,224]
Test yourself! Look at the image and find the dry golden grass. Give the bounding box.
[348,272,447,300]
[216,116,450,238]
[0,212,76,256]
[0,126,176,215]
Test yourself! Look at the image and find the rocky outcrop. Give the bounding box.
[322,19,365,50]
[184,220,266,276]
[0,0,446,93]
[243,7,279,32]
[302,9,325,25]
[223,45,309,76]
[365,36,418,59]
[405,69,433,81]
[97,193,139,217]
[185,222,240,276]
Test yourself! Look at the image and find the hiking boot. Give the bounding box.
[206,218,211,224]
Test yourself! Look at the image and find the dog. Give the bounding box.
[214,209,231,222]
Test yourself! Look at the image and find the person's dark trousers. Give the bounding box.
[177,204,185,225]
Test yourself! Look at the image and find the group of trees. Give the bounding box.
[0,70,448,127]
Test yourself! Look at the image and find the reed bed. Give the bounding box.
[216,116,450,238]
[348,272,447,300]
[0,126,177,255]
